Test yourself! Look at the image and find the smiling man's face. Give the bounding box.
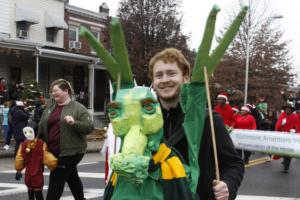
[152,61,189,103]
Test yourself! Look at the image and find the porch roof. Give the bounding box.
[0,38,39,51]
[0,38,100,64]
[37,48,99,63]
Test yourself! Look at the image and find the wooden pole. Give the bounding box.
[203,66,220,181]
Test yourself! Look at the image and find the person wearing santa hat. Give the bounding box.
[275,103,299,173]
[214,92,236,128]
[235,106,256,164]
[232,106,241,123]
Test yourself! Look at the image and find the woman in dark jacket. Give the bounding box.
[10,100,30,155]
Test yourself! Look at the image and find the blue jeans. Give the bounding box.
[2,125,11,145]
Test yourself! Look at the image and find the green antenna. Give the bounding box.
[110,18,133,86]
[192,5,248,82]
[80,17,134,88]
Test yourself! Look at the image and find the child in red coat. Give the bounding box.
[15,127,57,200]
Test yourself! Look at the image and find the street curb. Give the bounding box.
[0,151,14,158]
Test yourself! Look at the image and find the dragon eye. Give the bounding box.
[108,101,121,119]
[108,109,119,118]
[141,98,156,114]
[143,104,155,114]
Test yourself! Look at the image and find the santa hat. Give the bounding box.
[232,106,239,113]
[282,102,295,112]
[246,103,255,109]
[241,106,250,113]
[217,92,228,101]
[16,101,24,107]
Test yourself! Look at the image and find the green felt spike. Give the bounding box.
[207,6,248,76]
[110,18,134,87]
[191,5,248,82]
[192,5,220,82]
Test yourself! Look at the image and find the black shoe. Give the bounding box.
[283,169,289,173]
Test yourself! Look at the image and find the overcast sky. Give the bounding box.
[69,0,300,79]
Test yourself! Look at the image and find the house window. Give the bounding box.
[68,25,81,49]
[91,31,100,54]
[46,28,56,42]
[16,21,29,39]
[69,25,79,41]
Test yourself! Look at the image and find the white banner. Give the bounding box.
[230,129,300,158]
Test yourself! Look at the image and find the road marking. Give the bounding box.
[0,183,49,196]
[0,170,105,178]
[61,189,104,200]
[0,183,27,196]
[0,183,103,199]
[245,157,271,168]
[78,162,99,166]
[43,172,105,179]
[237,195,300,200]
[0,183,299,199]
[249,157,271,164]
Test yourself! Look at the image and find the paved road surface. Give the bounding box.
[1,152,300,199]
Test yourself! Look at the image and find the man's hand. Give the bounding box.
[64,115,75,125]
[15,172,22,181]
[213,180,229,200]
[225,125,233,133]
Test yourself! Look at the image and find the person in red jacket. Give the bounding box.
[0,78,5,104]
[275,103,299,173]
[214,92,236,127]
[232,105,241,122]
[235,106,256,164]
[15,127,57,200]
[295,107,300,133]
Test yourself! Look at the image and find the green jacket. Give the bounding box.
[38,100,94,157]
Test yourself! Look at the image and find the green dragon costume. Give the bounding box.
[80,5,247,200]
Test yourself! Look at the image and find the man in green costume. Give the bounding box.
[149,47,244,199]
[81,4,247,200]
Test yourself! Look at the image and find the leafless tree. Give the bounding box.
[211,0,294,110]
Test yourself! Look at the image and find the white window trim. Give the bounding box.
[69,25,79,42]
[91,31,100,54]
[68,20,80,27]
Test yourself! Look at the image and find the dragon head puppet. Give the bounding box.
[80,4,247,191]
[80,18,163,183]
[106,86,163,182]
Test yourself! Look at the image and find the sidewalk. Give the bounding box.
[0,128,106,158]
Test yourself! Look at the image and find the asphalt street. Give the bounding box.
[238,153,300,199]
[1,152,300,199]
[0,152,105,200]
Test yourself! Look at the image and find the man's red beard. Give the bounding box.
[156,81,180,102]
